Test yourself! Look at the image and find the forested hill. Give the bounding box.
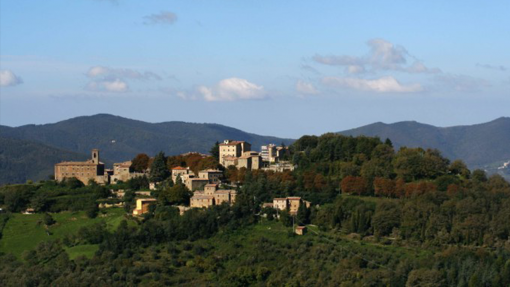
[0,137,93,185]
[0,114,293,184]
[339,117,510,171]
[0,114,294,163]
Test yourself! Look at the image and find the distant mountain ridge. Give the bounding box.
[339,117,510,178]
[0,137,91,185]
[0,114,294,184]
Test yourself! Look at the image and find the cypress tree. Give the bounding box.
[150,152,170,182]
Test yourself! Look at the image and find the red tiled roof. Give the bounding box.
[172,166,188,170]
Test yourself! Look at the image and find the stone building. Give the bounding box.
[190,183,237,208]
[272,197,311,215]
[171,166,194,183]
[110,161,146,183]
[237,151,263,170]
[186,178,209,191]
[54,149,108,185]
[190,194,215,208]
[219,140,251,167]
[132,198,157,215]
[198,169,223,183]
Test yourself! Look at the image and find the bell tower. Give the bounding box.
[92,149,100,165]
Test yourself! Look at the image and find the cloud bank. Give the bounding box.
[197,78,266,101]
[0,70,23,87]
[296,80,319,95]
[314,38,441,74]
[322,76,423,93]
[85,66,161,93]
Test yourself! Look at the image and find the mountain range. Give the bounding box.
[339,117,510,180]
[0,114,509,184]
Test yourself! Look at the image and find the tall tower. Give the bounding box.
[92,149,99,165]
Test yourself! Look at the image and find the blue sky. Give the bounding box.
[1,0,509,138]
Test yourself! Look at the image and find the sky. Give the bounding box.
[0,0,509,138]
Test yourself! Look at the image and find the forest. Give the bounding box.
[0,133,509,286]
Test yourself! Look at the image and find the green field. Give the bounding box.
[0,208,129,258]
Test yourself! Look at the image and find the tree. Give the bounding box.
[43,213,56,226]
[297,202,310,225]
[86,204,99,219]
[210,141,220,161]
[150,152,170,182]
[372,202,401,237]
[340,176,368,195]
[159,183,192,205]
[449,160,470,178]
[131,153,150,172]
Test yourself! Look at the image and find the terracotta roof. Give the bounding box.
[205,183,219,187]
[273,198,287,201]
[287,197,302,200]
[172,166,188,170]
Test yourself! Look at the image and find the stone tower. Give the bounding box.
[92,149,100,165]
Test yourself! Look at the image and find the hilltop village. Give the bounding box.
[53,140,308,222]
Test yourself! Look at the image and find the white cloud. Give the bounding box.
[313,38,440,74]
[0,70,23,87]
[144,11,177,25]
[322,76,423,93]
[296,80,319,95]
[197,78,266,101]
[347,65,366,74]
[366,38,407,70]
[86,66,161,80]
[87,79,128,92]
[85,66,160,93]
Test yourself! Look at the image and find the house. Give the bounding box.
[204,183,219,195]
[273,198,288,211]
[132,198,157,215]
[237,151,262,170]
[271,197,311,215]
[190,194,215,208]
[186,178,209,191]
[171,166,194,183]
[198,169,223,183]
[22,208,35,215]
[190,186,237,208]
[110,161,146,183]
[287,197,302,215]
[295,226,307,235]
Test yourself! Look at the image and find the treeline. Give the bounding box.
[0,179,111,216]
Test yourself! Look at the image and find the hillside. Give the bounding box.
[0,114,293,184]
[339,117,510,177]
[0,137,92,184]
